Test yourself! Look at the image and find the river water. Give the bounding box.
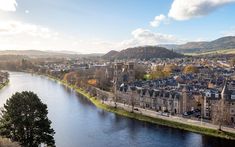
[0,72,234,147]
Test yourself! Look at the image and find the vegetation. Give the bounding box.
[134,64,147,80]
[183,65,199,74]
[0,91,55,147]
[102,46,184,60]
[0,80,9,90]
[230,58,235,66]
[148,65,173,80]
[184,48,235,56]
[175,36,235,54]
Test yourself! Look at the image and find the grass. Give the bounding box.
[0,80,9,90]
[42,74,235,140]
[184,48,235,56]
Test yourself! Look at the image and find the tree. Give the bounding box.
[230,58,235,66]
[130,86,136,112]
[0,91,55,147]
[63,71,78,85]
[183,65,198,74]
[134,64,147,80]
[94,69,111,91]
[163,64,177,75]
[149,70,165,79]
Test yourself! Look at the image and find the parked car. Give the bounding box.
[133,108,139,111]
[161,112,169,117]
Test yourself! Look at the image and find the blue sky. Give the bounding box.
[0,0,235,53]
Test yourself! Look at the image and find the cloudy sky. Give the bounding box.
[0,0,235,53]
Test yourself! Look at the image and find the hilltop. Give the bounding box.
[161,36,235,54]
[103,46,184,60]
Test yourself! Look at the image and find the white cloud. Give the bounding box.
[118,28,181,49]
[168,0,235,20]
[0,21,59,39]
[150,14,168,27]
[0,21,182,53]
[0,0,17,11]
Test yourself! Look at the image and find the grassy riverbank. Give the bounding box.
[43,74,235,140]
[0,80,9,90]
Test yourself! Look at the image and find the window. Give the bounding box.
[231,109,234,113]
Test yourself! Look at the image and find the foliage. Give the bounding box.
[112,46,184,60]
[148,65,171,80]
[94,69,111,91]
[183,65,199,74]
[134,64,147,80]
[0,91,55,147]
[230,58,235,66]
[87,79,97,86]
[63,71,78,85]
[163,64,176,74]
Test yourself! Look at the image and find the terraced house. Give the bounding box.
[111,62,235,127]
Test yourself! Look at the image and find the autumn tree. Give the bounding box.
[0,91,55,147]
[163,64,177,75]
[149,66,170,80]
[230,58,235,66]
[183,65,198,74]
[63,71,78,85]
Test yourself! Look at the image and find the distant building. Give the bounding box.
[113,62,135,86]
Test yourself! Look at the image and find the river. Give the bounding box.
[0,72,234,147]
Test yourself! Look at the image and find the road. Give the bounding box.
[104,100,235,134]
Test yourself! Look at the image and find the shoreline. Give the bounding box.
[0,80,9,90]
[39,73,235,140]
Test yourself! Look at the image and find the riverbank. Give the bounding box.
[0,80,9,90]
[42,74,235,140]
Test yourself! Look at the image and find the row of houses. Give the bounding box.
[107,61,235,126]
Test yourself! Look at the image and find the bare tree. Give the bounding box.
[130,86,136,112]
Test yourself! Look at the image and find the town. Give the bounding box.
[2,53,234,130]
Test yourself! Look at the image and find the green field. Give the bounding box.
[184,48,235,56]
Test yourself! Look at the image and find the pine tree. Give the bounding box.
[0,91,55,147]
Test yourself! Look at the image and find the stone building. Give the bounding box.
[113,62,135,86]
[117,87,183,115]
[204,83,235,126]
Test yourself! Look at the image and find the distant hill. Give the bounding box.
[165,36,235,54]
[0,50,103,59]
[102,50,119,60]
[103,46,184,60]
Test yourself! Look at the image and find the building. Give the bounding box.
[113,62,135,86]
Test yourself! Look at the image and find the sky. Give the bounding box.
[0,0,235,53]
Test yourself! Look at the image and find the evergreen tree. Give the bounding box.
[0,91,55,147]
